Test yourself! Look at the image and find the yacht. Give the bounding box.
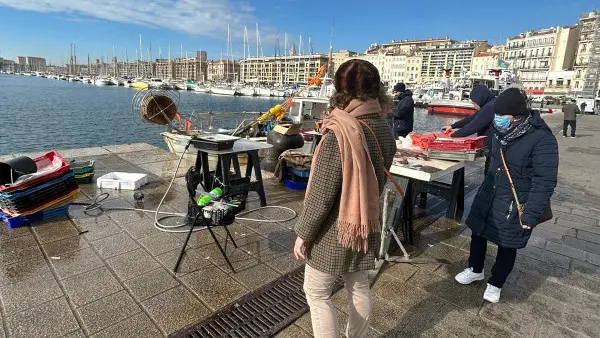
[173,82,187,90]
[255,87,272,97]
[239,86,256,96]
[210,85,238,96]
[131,79,149,89]
[123,79,133,87]
[148,78,165,88]
[94,78,111,86]
[193,85,210,93]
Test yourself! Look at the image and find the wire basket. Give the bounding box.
[132,89,180,125]
[186,177,251,227]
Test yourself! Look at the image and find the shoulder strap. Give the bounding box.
[500,148,524,225]
[357,120,405,196]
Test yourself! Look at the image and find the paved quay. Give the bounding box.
[0,112,599,338]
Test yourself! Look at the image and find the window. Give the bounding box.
[582,44,587,52]
[575,81,580,88]
[548,80,553,85]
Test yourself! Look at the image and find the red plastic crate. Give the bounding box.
[0,151,71,193]
[411,134,486,151]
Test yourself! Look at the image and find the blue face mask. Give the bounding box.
[494,115,512,129]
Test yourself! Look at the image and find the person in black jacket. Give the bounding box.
[392,82,415,138]
[454,88,558,303]
[442,85,496,174]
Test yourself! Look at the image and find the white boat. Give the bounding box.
[123,79,133,87]
[68,77,80,82]
[193,85,209,93]
[162,131,266,165]
[82,77,92,84]
[211,85,238,96]
[239,86,256,96]
[173,82,187,90]
[148,78,165,88]
[94,78,111,86]
[255,87,272,97]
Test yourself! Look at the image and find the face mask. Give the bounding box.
[494,115,512,129]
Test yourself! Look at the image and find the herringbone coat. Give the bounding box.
[295,113,396,275]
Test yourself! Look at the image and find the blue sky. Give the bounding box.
[0,0,597,64]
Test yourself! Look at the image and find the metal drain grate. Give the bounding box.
[170,265,342,338]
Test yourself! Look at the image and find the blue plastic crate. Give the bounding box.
[286,167,310,178]
[284,178,308,191]
[0,204,70,228]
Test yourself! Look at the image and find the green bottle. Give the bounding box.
[196,187,223,206]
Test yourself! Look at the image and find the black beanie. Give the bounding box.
[394,82,406,92]
[493,88,529,116]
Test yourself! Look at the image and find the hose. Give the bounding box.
[72,142,297,233]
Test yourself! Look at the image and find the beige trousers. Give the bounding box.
[303,264,372,338]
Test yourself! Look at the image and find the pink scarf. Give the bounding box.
[306,99,382,252]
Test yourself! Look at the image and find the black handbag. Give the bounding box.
[500,149,553,226]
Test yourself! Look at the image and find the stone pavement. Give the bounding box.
[279,113,600,338]
[0,143,306,338]
[1,111,600,338]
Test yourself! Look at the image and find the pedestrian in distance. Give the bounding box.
[293,59,396,338]
[562,99,580,138]
[454,88,558,303]
[442,84,496,174]
[392,82,415,139]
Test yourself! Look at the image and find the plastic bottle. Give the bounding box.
[196,187,223,206]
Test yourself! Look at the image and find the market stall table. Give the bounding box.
[192,139,273,206]
[380,158,465,257]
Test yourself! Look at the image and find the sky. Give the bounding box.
[0,0,598,65]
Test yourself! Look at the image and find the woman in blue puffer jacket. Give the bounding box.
[454,88,559,303]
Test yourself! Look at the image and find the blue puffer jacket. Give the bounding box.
[465,111,558,249]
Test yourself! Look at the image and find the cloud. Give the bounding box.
[0,0,261,39]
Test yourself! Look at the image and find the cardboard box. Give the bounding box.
[273,124,302,135]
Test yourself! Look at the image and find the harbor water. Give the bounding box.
[0,75,459,156]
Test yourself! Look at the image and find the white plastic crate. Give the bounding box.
[96,172,149,190]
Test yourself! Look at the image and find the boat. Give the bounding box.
[239,86,256,96]
[211,85,238,96]
[185,81,198,90]
[255,87,272,97]
[173,82,187,90]
[426,99,477,116]
[123,79,133,87]
[148,78,165,89]
[94,78,111,86]
[193,85,209,93]
[131,80,149,89]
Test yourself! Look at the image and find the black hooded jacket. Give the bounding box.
[451,85,496,139]
[393,90,415,134]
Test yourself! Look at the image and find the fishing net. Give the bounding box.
[140,94,177,125]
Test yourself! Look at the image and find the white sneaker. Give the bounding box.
[483,283,502,303]
[454,267,485,285]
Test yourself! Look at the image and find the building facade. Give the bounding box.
[404,55,423,84]
[239,54,328,84]
[380,37,455,54]
[419,41,489,82]
[15,56,47,72]
[207,60,239,82]
[331,50,357,75]
[470,51,503,77]
[503,26,580,93]
[572,11,600,96]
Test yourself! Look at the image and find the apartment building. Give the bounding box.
[405,55,422,84]
[239,54,328,84]
[15,56,47,71]
[331,50,358,75]
[207,60,239,82]
[380,37,455,54]
[572,11,600,96]
[420,41,489,82]
[470,51,503,77]
[503,26,579,94]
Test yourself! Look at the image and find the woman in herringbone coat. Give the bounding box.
[294,59,396,338]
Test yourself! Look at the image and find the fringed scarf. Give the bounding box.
[306,99,382,252]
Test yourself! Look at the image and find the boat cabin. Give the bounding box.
[288,97,330,123]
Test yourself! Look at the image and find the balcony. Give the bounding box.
[574,62,589,67]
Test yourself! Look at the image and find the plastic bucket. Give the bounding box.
[0,157,37,185]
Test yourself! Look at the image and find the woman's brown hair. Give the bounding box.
[330,59,392,114]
